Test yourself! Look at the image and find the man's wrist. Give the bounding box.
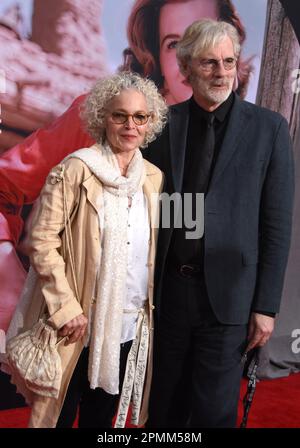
[252,310,276,318]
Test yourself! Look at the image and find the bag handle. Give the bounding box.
[60,165,80,302]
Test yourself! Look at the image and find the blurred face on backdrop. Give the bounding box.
[186,35,237,111]
[159,0,218,105]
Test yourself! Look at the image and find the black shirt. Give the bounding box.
[168,93,234,267]
[183,93,234,191]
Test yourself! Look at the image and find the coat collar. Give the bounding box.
[207,93,252,192]
[144,158,162,177]
[168,93,253,193]
[168,99,190,192]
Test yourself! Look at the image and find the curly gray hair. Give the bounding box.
[81,72,168,147]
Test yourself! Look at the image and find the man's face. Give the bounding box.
[186,35,237,110]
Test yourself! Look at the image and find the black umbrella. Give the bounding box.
[240,348,260,428]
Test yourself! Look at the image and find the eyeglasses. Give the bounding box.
[109,111,151,126]
[197,57,237,72]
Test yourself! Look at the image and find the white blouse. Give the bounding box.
[121,188,149,343]
[85,187,150,346]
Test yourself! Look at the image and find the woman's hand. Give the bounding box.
[58,313,88,345]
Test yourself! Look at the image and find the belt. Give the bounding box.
[167,263,203,278]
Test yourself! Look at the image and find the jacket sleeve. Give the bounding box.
[27,159,85,329]
[252,116,295,314]
[0,94,94,245]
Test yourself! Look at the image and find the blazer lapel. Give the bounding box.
[169,100,190,192]
[208,93,252,191]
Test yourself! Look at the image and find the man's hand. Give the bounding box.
[246,312,275,352]
[58,313,88,345]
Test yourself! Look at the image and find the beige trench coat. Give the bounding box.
[19,154,163,428]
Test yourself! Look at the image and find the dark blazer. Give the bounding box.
[143,93,294,325]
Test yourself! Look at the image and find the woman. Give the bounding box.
[121,0,252,103]
[5,72,167,428]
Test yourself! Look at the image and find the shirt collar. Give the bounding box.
[190,92,234,123]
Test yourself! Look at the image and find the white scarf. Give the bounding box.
[65,142,146,394]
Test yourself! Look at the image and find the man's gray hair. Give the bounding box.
[176,19,241,75]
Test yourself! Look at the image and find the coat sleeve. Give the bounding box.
[0,94,94,245]
[252,116,295,313]
[27,159,86,329]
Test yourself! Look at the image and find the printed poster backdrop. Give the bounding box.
[0,0,299,411]
[0,0,267,153]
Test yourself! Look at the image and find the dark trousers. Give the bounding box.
[56,341,132,428]
[148,269,247,428]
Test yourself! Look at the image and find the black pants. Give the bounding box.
[56,341,132,428]
[148,269,247,428]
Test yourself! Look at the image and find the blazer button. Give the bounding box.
[91,297,96,304]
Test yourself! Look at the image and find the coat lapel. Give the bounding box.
[208,93,252,191]
[82,175,103,212]
[169,100,190,192]
[143,164,161,236]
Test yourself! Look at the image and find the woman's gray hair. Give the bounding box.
[176,19,241,75]
[81,72,168,147]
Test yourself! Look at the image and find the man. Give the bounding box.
[143,19,294,427]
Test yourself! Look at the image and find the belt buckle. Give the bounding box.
[180,264,195,278]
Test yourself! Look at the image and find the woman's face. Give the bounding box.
[105,88,150,155]
[159,0,218,105]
